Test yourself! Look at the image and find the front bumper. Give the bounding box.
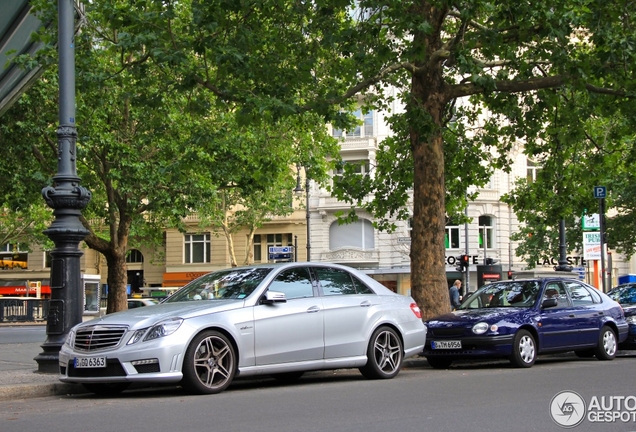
[59,330,188,385]
[422,334,515,358]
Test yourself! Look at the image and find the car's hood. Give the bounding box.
[78,300,245,329]
[426,308,527,326]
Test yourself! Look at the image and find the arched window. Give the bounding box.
[329,219,375,250]
[126,249,144,263]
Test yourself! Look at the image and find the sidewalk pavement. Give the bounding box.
[0,337,429,401]
[0,341,87,400]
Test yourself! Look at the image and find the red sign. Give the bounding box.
[0,285,51,296]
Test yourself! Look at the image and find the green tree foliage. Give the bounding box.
[88,0,636,319]
[503,87,636,265]
[0,1,335,312]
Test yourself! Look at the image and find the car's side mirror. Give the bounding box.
[262,290,287,304]
[541,298,558,309]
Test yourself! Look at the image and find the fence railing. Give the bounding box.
[0,299,49,323]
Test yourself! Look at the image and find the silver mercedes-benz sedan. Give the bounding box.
[59,262,427,395]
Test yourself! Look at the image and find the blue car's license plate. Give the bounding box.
[431,340,461,349]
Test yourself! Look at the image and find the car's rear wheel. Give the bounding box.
[510,329,536,368]
[359,326,403,379]
[271,371,305,382]
[181,330,236,394]
[594,326,617,360]
[426,357,453,369]
[82,382,130,396]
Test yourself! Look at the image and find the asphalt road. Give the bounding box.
[2,348,635,432]
[0,324,46,344]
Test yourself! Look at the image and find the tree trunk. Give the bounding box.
[409,66,452,319]
[105,251,128,314]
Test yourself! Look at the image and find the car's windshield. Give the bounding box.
[607,285,636,305]
[458,281,542,309]
[165,267,273,302]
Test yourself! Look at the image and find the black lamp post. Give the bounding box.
[554,219,573,272]
[294,167,311,262]
[34,0,91,373]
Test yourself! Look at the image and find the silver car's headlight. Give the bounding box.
[626,315,636,325]
[472,322,490,334]
[127,318,183,345]
[63,328,76,347]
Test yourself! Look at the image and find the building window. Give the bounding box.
[329,219,375,250]
[478,216,495,250]
[527,159,542,183]
[253,234,262,262]
[0,243,28,269]
[332,109,374,138]
[126,249,144,263]
[445,221,460,249]
[184,233,211,263]
[266,234,293,250]
[333,160,370,188]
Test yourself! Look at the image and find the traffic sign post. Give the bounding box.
[594,186,607,292]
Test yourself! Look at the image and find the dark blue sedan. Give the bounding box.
[607,283,636,350]
[423,277,629,369]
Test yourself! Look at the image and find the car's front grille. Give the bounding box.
[74,325,127,351]
[67,359,127,377]
[430,327,465,337]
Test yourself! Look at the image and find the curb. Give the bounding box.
[0,382,87,401]
[0,356,429,401]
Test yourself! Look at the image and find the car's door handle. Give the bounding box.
[307,306,321,313]
[597,311,604,316]
[569,314,575,318]
[360,300,372,307]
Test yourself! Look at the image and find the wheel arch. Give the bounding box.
[370,322,405,353]
[600,319,619,337]
[517,324,540,350]
[186,325,240,368]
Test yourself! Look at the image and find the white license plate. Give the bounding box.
[431,340,462,349]
[74,356,107,368]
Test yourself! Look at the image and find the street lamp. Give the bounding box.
[294,166,311,261]
[35,0,91,373]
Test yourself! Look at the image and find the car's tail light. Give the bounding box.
[410,302,422,319]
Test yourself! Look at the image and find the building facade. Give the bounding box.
[2,109,633,299]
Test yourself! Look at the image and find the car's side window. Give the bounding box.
[543,282,570,308]
[315,267,357,296]
[351,275,375,294]
[565,282,594,306]
[586,286,602,304]
[267,267,314,300]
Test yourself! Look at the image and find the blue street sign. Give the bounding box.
[593,186,606,199]
[269,246,292,254]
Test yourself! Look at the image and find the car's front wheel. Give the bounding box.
[594,326,617,360]
[359,326,403,379]
[509,329,536,368]
[181,330,236,394]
